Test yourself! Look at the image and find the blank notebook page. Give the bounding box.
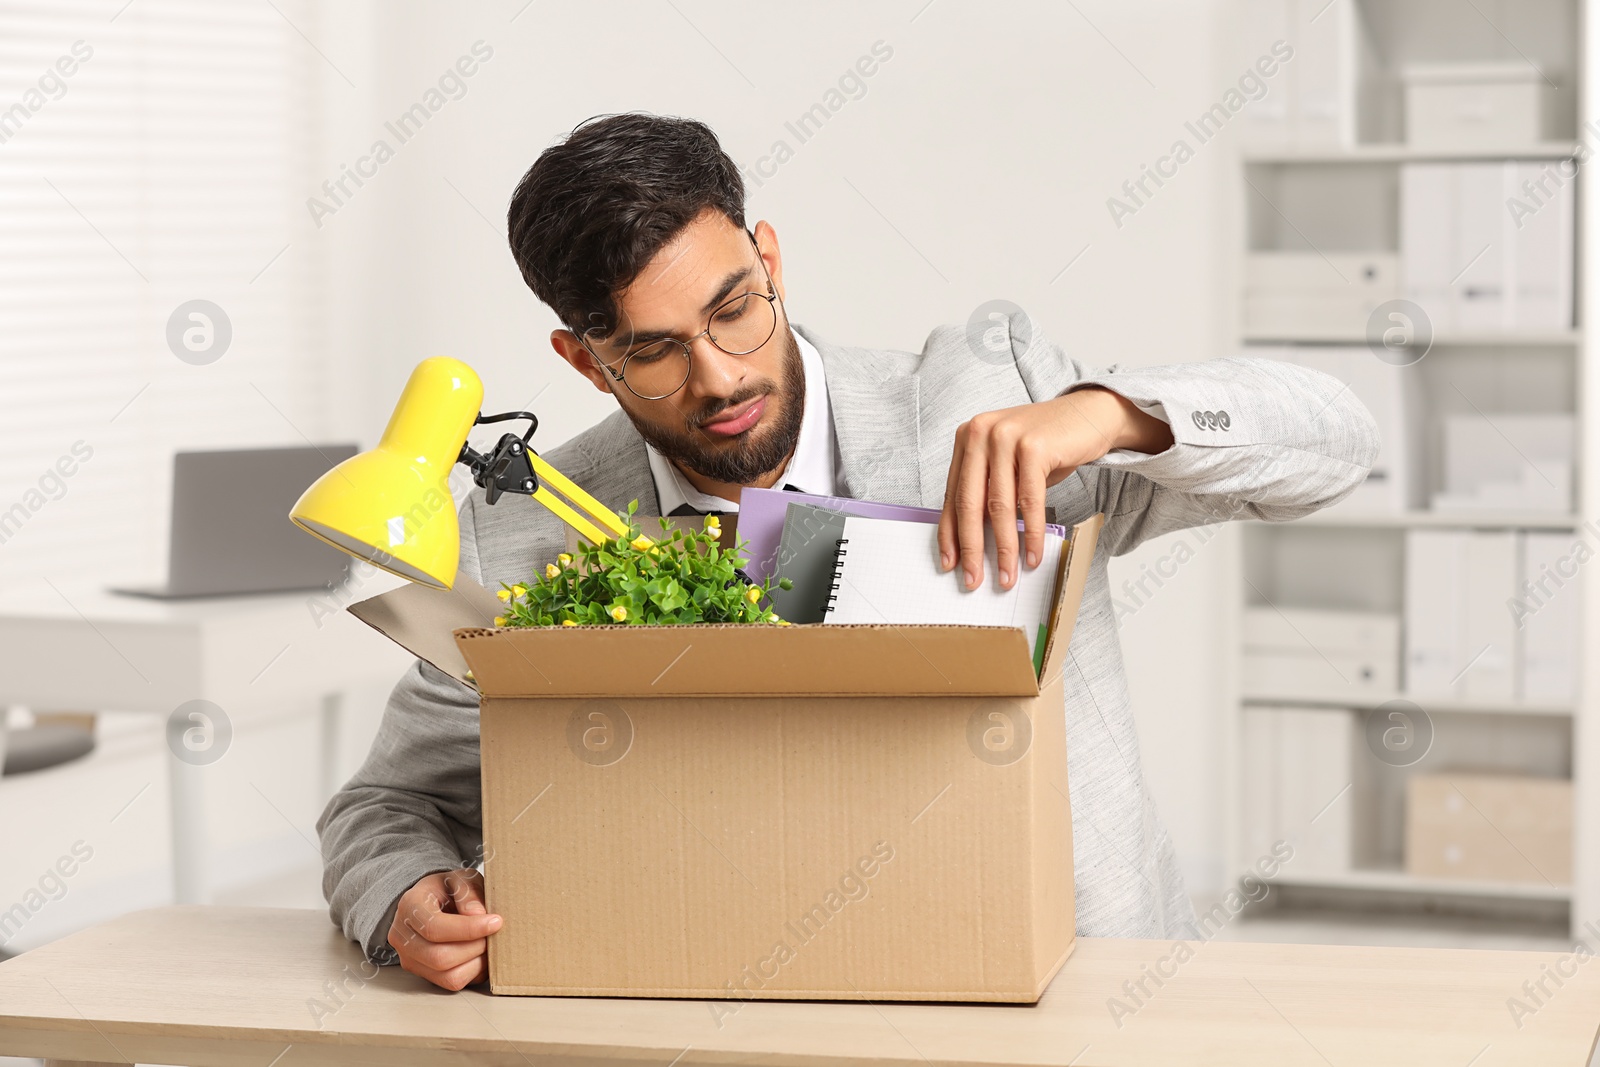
[823,515,1065,661]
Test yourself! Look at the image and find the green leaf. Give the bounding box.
[495,497,793,628]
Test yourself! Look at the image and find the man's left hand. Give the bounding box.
[936,386,1173,591]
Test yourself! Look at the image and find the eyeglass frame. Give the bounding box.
[574,231,782,401]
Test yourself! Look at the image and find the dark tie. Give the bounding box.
[668,483,802,517]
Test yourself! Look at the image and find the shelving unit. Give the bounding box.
[1272,867,1574,902]
[1243,693,1575,718]
[1243,331,1583,346]
[1224,0,1590,932]
[1266,510,1581,530]
[1243,141,1582,164]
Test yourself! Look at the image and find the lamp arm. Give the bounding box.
[475,409,539,440]
[458,410,630,543]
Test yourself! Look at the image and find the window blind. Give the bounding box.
[0,0,330,584]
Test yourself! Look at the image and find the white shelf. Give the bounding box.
[1226,0,1593,937]
[1258,510,1583,531]
[1427,331,1580,346]
[1243,141,1580,164]
[1242,693,1574,717]
[1270,868,1571,902]
[1242,331,1582,346]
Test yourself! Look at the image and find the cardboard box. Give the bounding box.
[1242,253,1399,340]
[1403,63,1545,150]
[1241,606,1400,702]
[1406,773,1572,885]
[1433,414,1574,514]
[350,513,1104,1002]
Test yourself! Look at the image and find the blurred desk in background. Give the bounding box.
[0,581,408,904]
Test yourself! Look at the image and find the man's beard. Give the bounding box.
[630,329,806,487]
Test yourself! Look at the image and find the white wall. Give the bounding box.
[0,0,376,951]
[0,3,1246,946]
[0,0,335,588]
[312,0,1239,895]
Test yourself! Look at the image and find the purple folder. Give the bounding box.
[736,486,1066,581]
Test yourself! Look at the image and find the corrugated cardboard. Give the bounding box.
[350,512,1103,1002]
[1405,773,1572,885]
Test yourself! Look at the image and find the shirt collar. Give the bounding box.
[646,327,840,515]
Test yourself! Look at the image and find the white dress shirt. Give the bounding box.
[646,327,841,514]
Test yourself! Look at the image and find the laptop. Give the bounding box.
[113,444,358,599]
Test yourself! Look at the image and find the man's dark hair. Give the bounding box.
[507,113,746,338]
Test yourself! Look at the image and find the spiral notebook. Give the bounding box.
[821,515,1067,675]
[765,499,1072,625]
[736,485,1068,581]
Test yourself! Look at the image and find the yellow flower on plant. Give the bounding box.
[705,522,721,540]
[631,535,652,551]
[776,618,791,626]
[512,584,527,597]
[496,588,511,602]
[493,616,506,627]
[745,586,761,604]
[610,605,628,622]
[545,563,560,579]
[561,618,577,627]
[557,553,572,566]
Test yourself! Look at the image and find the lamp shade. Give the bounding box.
[290,357,483,589]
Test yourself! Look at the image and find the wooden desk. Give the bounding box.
[0,907,1596,1066]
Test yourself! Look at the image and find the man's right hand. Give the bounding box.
[387,869,502,990]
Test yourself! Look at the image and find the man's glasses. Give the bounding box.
[578,234,781,401]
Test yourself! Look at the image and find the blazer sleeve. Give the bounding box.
[316,492,488,964]
[1012,329,1380,558]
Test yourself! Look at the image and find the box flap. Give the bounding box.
[348,575,501,686]
[1036,513,1103,686]
[348,513,1102,698]
[455,621,1040,698]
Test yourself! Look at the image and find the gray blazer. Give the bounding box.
[318,317,1378,963]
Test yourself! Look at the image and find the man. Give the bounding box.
[318,113,1377,991]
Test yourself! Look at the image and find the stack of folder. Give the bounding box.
[738,488,1071,675]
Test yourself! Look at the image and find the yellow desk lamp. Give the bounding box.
[289,357,629,590]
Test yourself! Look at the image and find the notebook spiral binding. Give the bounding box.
[821,537,849,615]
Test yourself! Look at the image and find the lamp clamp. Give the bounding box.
[460,410,539,506]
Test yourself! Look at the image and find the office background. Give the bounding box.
[1,0,1591,965]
